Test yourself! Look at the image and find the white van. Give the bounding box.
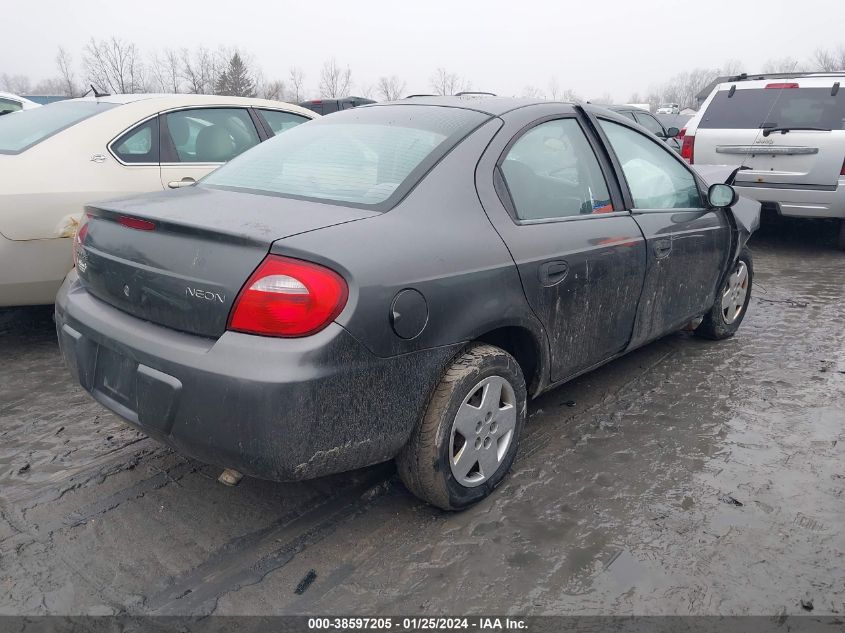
[681,73,845,248]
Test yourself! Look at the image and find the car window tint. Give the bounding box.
[165,108,259,163]
[699,87,845,130]
[203,105,486,207]
[600,120,702,209]
[500,118,612,220]
[0,101,116,154]
[259,109,310,136]
[0,98,22,115]
[112,117,159,163]
[634,113,665,136]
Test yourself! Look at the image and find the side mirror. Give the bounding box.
[666,126,680,138]
[708,183,738,208]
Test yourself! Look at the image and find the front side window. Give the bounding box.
[112,117,159,163]
[0,101,116,154]
[500,118,612,221]
[600,120,702,210]
[164,108,260,163]
[203,105,486,207]
[258,109,310,136]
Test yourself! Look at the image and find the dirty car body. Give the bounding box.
[55,98,759,497]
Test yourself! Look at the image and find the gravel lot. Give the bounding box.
[1,218,843,616]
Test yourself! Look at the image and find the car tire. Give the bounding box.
[396,343,527,511]
[695,247,753,341]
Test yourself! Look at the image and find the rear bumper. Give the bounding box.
[733,179,845,219]
[0,233,72,307]
[55,271,460,481]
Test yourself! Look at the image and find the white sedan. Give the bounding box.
[0,94,316,307]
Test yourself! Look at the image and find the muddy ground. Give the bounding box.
[1,218,843,617]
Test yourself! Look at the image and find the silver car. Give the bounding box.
[684,73,845,248]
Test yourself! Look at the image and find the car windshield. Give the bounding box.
[0,100,117,154]
[202,105,487,208]
[699,87,845,130]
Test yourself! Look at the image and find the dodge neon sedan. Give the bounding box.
[56,97,759,510]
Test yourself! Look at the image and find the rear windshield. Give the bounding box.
[0,101,117,154]
[202,105,487,209]
[699,87,845,130]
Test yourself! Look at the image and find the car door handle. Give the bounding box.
[539,260,569,287]
[168,177,196,189]
[653,238,672,259]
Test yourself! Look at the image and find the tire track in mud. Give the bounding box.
[142,465,395,615]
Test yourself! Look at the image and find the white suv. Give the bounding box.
[681,73,845,248]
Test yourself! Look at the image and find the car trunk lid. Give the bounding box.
[77,185,376,338]
[694,84,845,187]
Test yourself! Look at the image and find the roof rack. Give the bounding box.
[404,94,438,98]
[726,71,845,82]
[454,91,497,97]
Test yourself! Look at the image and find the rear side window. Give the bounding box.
[258,109,310,136]
[164,108,260,163]
[699,87,845,130]
[112,117,159,164]
[0,98,22,115]
[203,105,487,208]
[500,118,612,220]
[600,120,702,210]
[0,101,116,154]
[634,113,665,137]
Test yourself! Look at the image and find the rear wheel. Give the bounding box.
[397,344,527,511]
[695,248,753,340]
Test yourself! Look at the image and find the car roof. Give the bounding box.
[69,93,315,116]
[369,95,578,116]
[713,73,845,91]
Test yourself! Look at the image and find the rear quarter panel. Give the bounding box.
[274,117,545,359]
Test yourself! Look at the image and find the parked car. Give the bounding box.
[681,73,845,248]
[656,103,680,115]
[0,92,40,115]
[0,94,315,307]
[56,97,758,510]
[298,96,375,115]
[607,105,682,152]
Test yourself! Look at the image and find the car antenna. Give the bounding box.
[832,82,840,96]
[83,84,110,98]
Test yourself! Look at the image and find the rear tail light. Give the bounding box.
[228,255,348,337]
[680,132,695,164]
[841,157,845,176]
[765,83,799,89]
[118,215,156,231]
[72,213,91,268]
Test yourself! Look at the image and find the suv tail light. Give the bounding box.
[680,131,695,164]
[841,157,845,176]
[228,255,348,337]
[72,213,91,268]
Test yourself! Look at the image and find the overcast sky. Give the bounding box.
[4,0,845,100]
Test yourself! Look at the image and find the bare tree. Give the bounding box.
[56,46,79,97]
[548,77,560,100]
[260,79,286,101]
[430,67,469,95]
[377,75,406,100]
[761,57,804,74]
[319,59,352,98]
[561,88,581,102]
[31,78,66,95]
[810,47,845,71]
[180,46,221,94]
[721,59,744,77]
[150,48,182,93]
[288,67,306,102]
[0,74,32,94]
[84,37,147,94]
[521,85,545,99]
